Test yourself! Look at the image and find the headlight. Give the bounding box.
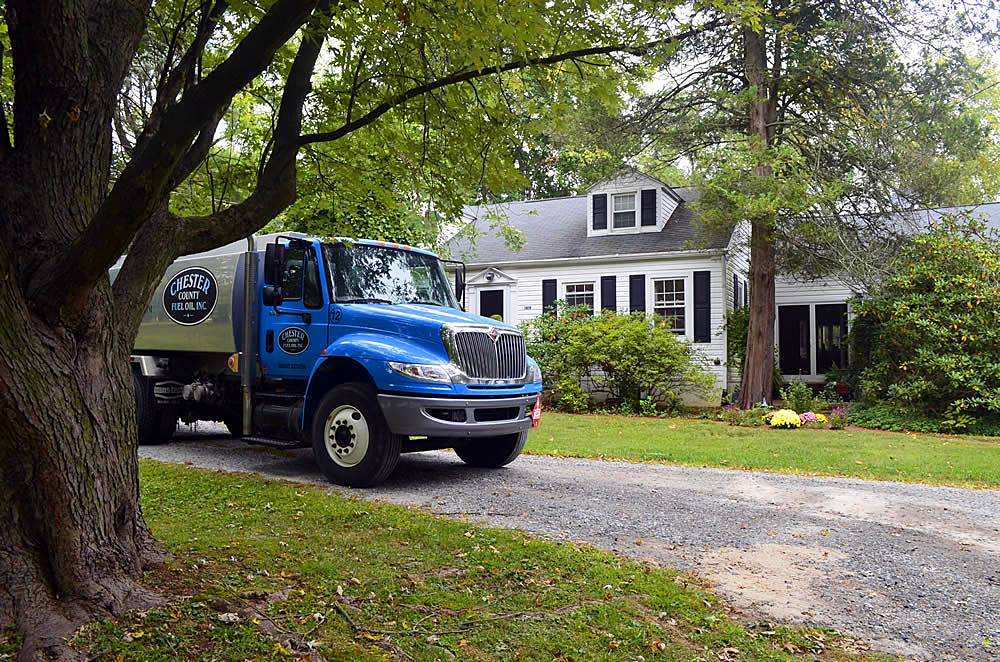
[387,362,461,384]
[528,361,542,383]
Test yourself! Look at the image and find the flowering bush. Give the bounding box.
[798,411,829,429]
[853,218,1000,427]
[830,406,849,430]
[769,409,802,429]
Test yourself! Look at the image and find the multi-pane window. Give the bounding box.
[565,282,595,314]
[612,192,636,228]
[653,278,685,333]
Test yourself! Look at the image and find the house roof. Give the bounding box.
[449,186,729,265]
[892,202,1000,233]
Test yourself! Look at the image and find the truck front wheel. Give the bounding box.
[311,383,402,487]
[454,431,527,468]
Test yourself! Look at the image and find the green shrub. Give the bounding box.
[853,218,1000,426]
[779,381,817,413]
[849,404,1000,436]
[522,307,715,413]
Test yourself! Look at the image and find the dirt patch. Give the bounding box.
[696,543,846,622]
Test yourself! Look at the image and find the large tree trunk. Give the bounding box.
[737,24,780,408]
[739,220,777,407]
[0,251,162,660]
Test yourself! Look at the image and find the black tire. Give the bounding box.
[311,383,402,487]
[132,371,171,446]
[454,431,527,468]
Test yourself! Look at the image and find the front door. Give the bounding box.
[479,289,504,321]
[260,243,328,380]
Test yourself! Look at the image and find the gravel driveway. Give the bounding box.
[142,425,1000,661]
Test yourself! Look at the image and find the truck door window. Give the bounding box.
[303,249,323,308]
[280,246,324,309]
[281,248,305,301]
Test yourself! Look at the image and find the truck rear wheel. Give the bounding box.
[132,371,173,446]
[454,431,527,468]
[311,383,402,487]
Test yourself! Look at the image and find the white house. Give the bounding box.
[447,170,1000,395]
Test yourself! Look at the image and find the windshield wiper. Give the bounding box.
[338,297,394,304]
[405,300,445,306]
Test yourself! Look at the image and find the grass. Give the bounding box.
[57,461,889,661]
[526,413,1000,488]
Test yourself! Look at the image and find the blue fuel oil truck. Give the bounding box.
[112,233,543,487]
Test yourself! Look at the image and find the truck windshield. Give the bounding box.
[323,243,458,308]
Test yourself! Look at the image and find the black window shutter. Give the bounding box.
[542,279,557,314]
[694,270,711,343]
[640,189,657,226]
[629,275,645,313]
[733,273,739,309]
[592,194,607,230]
[601,276,616,311]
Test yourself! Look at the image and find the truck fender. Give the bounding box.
[301,332,446,429]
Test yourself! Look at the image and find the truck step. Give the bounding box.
[240,435,309,450]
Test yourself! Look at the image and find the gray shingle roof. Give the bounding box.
[448,187,729,264]
[895,202,1000,233]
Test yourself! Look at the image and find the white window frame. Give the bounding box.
[651,277,688,335]
[563,281,596,315]
[612,192,637,229]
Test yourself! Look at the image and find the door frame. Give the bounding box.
[475,285,510,322]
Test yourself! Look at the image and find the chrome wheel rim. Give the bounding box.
[324,405,369,468]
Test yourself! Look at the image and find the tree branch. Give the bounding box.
[31,0,319,314]
[134,0,228,160]
[299,20,722,146]
[112,2,333,326]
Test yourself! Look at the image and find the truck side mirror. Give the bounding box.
[454,269,465,307]
[263,243,285,286]
[262,285,283,307]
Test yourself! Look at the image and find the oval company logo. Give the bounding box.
[162,267,218,326]
[277,326,309,355]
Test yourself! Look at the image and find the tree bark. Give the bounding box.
[738,24,780,408]
[0,246,162,661]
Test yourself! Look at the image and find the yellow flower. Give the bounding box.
[815,413,829,424]
[769,409,802,429]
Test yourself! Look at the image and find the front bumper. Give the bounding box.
[377,393,538,438]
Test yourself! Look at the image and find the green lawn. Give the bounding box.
[44,462,887,661]
[527,413,1000,488]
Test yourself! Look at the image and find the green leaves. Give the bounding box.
[521,307,716,412]
[854,216,1000,425]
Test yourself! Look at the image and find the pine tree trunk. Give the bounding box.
[739,220,777,407]
[0,261,162,660]
[737,24,780,408]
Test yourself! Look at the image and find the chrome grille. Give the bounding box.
[452,330,526,380]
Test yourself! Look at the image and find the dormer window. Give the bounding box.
[586,172,683,237]
[612,192,637,228]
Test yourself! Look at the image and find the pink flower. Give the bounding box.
[799,411,818,423]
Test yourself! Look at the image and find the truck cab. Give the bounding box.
[119,234,542,487]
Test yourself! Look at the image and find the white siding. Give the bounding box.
[775,274,856,306]
[723,221,751,386]
[467,254,729,397]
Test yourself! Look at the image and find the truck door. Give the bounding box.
[260,243,328,380]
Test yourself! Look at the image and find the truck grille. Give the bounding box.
[452,330,526,380]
